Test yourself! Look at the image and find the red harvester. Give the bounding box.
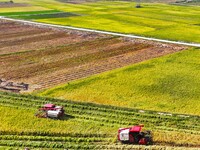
[35,104,65,119]
[118,125,152,145]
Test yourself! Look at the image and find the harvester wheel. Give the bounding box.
[144,135,153,145]
[129,134,134,143]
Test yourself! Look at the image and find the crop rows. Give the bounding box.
[0,135,112,142]
[0,92,199,149]
[35,49,158,89]
[0,96,199,133]
[0,93,199,130]
[0,140,98,149]
[0,29,49,40]
[1,38,150,80]
[0,20,94,55]
[1,140,182,150]
[0,20,186,92]
[34,44,183,90]
[0,32,68,49]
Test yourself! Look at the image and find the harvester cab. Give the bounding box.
[118,125,152,145]
[35,103,65,119]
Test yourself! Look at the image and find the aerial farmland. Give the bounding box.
[0,0,200,149]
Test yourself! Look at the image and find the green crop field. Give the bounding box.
[39,48,200,116]
[0,91,199,149]
[0,0,199,43]
[0,0,200,149]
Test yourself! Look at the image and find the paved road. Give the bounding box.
[1,17,200,48]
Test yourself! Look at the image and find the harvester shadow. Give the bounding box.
[61,114,75,120]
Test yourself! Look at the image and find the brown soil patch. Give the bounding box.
[0,20,187,92]
[0,2,30,8]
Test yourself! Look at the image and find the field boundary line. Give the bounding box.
[1,17,200,48]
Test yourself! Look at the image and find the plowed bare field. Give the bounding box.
[0,2,29,8]
[0,20,186,92]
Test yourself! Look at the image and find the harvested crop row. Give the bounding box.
[1,92,199,122]
[0,92,200,132]
[1,96,199,133]
[0,20,104,55]
[35,43,184,89]
[0,20,186,92]
[0,41,150,79]
[0,29,49,40]
[0,92,199,148]
[0,32,68,48]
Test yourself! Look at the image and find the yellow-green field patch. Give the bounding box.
[39,48,200,115]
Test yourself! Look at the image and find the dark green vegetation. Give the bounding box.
[0,10,60,16]
[0,91,200,149]
[40,48,200,116]
[0,10,79,20]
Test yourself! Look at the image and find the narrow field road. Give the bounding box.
[1,17,200,48]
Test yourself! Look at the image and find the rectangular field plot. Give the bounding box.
[0,20,186,92]
[4,11,79,20]
[0,10,60,16]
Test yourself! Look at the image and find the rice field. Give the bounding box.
[0,0,199,43]
[0,1,200,149]
[0,91,199,149]
[39,47,200,116]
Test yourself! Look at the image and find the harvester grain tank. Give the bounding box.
[35,104,65,119]
[118,125,152,145]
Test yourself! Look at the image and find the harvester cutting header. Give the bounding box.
[35,103,65,119]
